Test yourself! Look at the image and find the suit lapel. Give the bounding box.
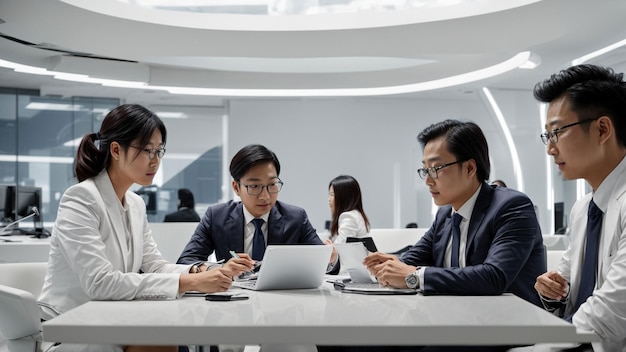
[94,172,128,270]
[267,205,283,244]
[226,203,245,253]
[465,183,490,260]
[435,213,453,267]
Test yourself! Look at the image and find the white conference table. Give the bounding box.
[42,282,599,347]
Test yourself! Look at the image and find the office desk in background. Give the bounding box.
[0,223,201,263]
[0,235,50,263]
[43,283,599,347]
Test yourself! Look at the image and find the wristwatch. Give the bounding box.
[191,262,205,273]
[405,269,420,289]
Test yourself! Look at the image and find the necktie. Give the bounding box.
[251,218,266,261]
[569,200,603,320]
[450,213,463,268]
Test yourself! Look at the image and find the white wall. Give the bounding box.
[227,91,553,233]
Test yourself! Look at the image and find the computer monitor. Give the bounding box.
[15,186,46,236]
[554,201,565,234]
[134,185,158,215]
[0,185,15,223]
[15,186,41,220]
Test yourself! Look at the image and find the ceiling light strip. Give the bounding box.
[0,52,530,97]
[481,87,524,192]
[572,37,626,65]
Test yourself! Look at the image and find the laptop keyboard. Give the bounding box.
[234,280,257,289]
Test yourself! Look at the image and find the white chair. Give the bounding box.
[0,263,48,298]
[0,262,50,352]
[0,284,45,352]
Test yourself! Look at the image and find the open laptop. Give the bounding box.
[333,242,417,295]
[232,245,332,291]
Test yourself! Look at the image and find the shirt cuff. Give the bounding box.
[418,266,427,291]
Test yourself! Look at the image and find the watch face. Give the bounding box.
[405,273,417,288]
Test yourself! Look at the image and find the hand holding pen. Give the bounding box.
[222,251,255,277]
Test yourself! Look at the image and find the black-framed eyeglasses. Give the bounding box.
[128,145,166,159]
[239,179,283,196]
[417,160,466,180]
[540,117,600,145]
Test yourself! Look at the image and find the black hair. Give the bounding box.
[491,179,507,187]
[417,119,490,182]
[229,144,281,182]
[74,104,166,182]
[533,64,626,147]
[178,188,195,209]
[328,175,370,236]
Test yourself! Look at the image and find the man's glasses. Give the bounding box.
[239,179,283,196]
[128,145,166,159]
[417,160,466,180]
[540,117,599,145]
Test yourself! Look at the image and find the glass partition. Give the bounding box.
[0,89,226,226]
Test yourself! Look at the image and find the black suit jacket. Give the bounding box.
[401,182,545,307]
[163,208,201,222]
[177,200,324,264]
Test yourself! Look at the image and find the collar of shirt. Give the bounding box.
[242,205,270,255]
[242,205,270,225]
[592,154,626,213]
[451,184,482,221]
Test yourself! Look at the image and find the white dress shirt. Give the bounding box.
[558,155,626,352]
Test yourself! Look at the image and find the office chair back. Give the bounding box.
[0,284,45,352]
[0,284,41,340]
[0,262,49,352]
[0,262,48,298]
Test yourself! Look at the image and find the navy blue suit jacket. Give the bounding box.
[401,183,545,307]
[177,200,324,264]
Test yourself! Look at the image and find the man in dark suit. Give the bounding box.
[163,188,201,222]
[337,120,545,352]
[177,144,337,271]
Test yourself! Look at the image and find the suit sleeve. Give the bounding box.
[177,208,216,264]
[400,224,437,266]
[422,194,540,296]
[298,208,323,245]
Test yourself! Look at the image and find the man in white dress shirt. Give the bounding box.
[534,64,626,352]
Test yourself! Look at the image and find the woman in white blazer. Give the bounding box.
[38,104,254,352]
[327,175,370,244]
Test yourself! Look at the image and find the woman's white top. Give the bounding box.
[332,209,369,244]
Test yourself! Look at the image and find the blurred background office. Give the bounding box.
[163,188,201,223]
[1,0,625,236]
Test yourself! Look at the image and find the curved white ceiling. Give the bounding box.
[1,0,626,101]
[62,0,542,31]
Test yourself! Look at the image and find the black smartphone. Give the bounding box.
[205,293,249,301]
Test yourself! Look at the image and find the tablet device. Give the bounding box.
[334,242,377,284]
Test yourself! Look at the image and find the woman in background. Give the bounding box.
[327,175,370,244]
[38,104,252,352]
